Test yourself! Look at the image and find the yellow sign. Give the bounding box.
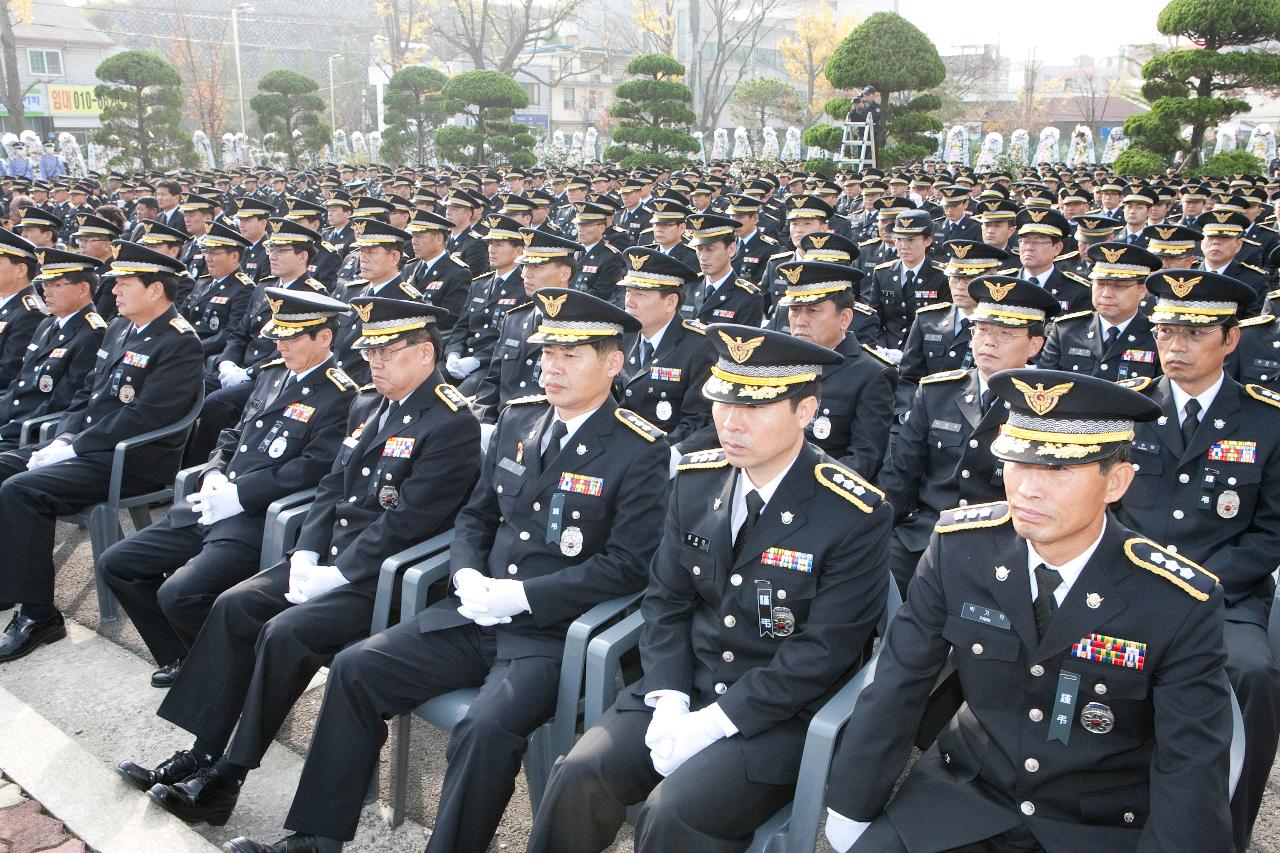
[49,86,100,115]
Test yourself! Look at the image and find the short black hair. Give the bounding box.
[140,271,179,301]
[787,379,822,408]
[49,269,97,291]
[831,289,857,313]
[157,179,182,196]
[1098,443,1131,472]
[585,337,623,357]
[303,316,340,341]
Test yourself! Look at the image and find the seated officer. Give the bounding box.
[222,289,670,853]
[1012,207,1092,314]
[180,221,255,358]
[825,369,1232,853]
[0,228,50,390]
[778,259,895,478]
[0,249,106,450]
[118,297,480,827]
[1112,269,1280,851]
[866,209,947,359]
[1195,209,1270,302]
[1142,221,1201,271]
[617,246,713,451]
[1037,242,1161,380]
[764,232,878,342]
[443,214,526,395]
[880,277,1060,592]
[0,242,204,661]
[645,198,699,271]
[568,201,625,302]
[403,209,472,332]
[683,213,764,327]
[100,289,356,691]
[525,324,892,853]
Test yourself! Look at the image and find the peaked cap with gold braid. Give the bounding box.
[702,323,843,404]
[259,286,350,341]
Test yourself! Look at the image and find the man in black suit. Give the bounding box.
[0,241,204,661]
[118,297,481,828]
[154,179,188,235]
[1112,269,1280,851]
[526,324,891,853]
[825,368,1232,853]
[223,289,670,853]
[100,289,356,690]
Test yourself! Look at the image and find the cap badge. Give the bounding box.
[652,201,667,212]
[142,222,154,234]
[1213,211,1233,223]
[1025,209,1047,222]
[266,296,283,315]
[780,265,803,285]
[951,243,971,258]
[987,279,1016,301]
[984,201,1001,211]
[719,331,764,364]
[537,291,568,318]
[34,250,44,265]
[1155,227,1177,240]
[809,234,829,248]
[351,301,373,323]
[485,216,501,229]
[111,243,122,259]
[1099,246,1126,264]
[76,215,86,226]
[1166,273,1200,299]
[1080,218,1101,229]
[689,217,704,230]
[522,231,535,246]
[629,253,649,271]
[791,196,805,207]
[1011,376,1073,416]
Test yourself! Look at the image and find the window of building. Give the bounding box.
[27,48,62,77]
[521,82,541,106]
[563,87,575,109]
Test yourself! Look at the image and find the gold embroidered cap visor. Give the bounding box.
[701,323,843,405]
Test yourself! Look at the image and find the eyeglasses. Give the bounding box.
[359,341,418,363]
[1092,280,1144,292]
[1153,325,1224,343]
[971,324,1031,344]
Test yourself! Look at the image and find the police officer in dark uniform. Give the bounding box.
[278,197,342,290]
[120,297,481,828]
[444,190,491,278]
[1038,243,1161,380]
[644,198,699,271]
[825,369,1232,853]
[1063,214,1122,278]
[569,202,625,302]
[1231,306,1280,390]
[726,192,778,284]
[222,289,668,853]
[403,209,472,332]
[14,205,62,250]
[616,246,713,449]
[178,193,218,281]
[616,175,653,245]
[930,185,982,258]
[765,232,878,339]
[1143,221,1202,271]
[0,242,204,661]
[180,221,255,358]
[775,259,895,478]
[1195,210,1271,303]
[683,213,764,326]
[100,289,356,690]
[526,323,891,853]
[881,276,1060,591]
[0,249,106,449]
[759,194,836,315]
[866,209,948,357]
[1112,269,1280,851]
[0,228,49,389]
[321,191,355,258]
[1013,208,1093,314]
[444,215,525,395]
[229,198,273,282]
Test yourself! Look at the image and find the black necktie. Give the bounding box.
[1033,563,1061,641]
[733,489,765,560]
[904,269,916,291]
[959,317,972,336]
[980,388,997,415]
[1181,398,1201,447]
[541,419,567,471]
[378,400,399,432]
[1104,325,1120,350]
[1129,232,1141,245]
[641,340,654,367]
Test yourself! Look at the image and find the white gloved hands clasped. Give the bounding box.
[648,704,727,777]
[454,568,528,626]
[189,479,244,525]
[285,550,319,604]
[285,562,347,605]
[218,360,250,389]
[27,439,75,470]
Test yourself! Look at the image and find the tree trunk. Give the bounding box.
[137,85,150,169]
[0,2,24,130]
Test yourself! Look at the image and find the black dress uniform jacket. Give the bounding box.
[620,443,891,785]
[866,260,949,351]
[682,275,764,327]
[1231,312,1280,390]
[405,251,472,332]
[1016,266,1093,314]
[895,303,973,418]
[0,287,49,389]
[472,301,541,424]
[930,215,981,257]
[733,229,777,283]
[0,305,105,446]
[217,275,329,377]
[182,270,254,357]
[806,333,896,478]
[1198,258,1271,307]
[826,506,1232,853]
[417,396,670,660]
[572,241,625,302]
[447,227,490,277]
[330,274,423,383]
[443,268,525,394]
[1037,311,1160,381]
[617,317,713,446]
[240,239,269,281]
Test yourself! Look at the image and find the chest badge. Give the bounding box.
[780,511,794,525]
[1217,489,1240,519]
[1080,702,1115,734]
[994,565,1010,582]
[655,400,673,422]
[1086,592,1103,609]
[812,415,831,439]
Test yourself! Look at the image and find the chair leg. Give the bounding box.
[524,726,552,816]
[86,506,120,622]
[388,714,411,829]
[127,505,153,534]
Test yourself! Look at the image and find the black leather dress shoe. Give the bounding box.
[222,833,342,852]
[148,766,240,826]
[0,611,65,662]
[150,658,184,688]
[116,749,210,792]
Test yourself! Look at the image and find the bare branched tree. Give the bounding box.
[165,2,231,147]
[0,1,34,131]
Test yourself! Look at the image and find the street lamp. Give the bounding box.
[328,53,342,137]
[231,3,254,137]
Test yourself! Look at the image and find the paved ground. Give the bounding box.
[0,777,86,853]
[1,516,1276,852]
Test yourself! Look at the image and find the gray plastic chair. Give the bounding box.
[582,576,903,853]
[382,537,640,828]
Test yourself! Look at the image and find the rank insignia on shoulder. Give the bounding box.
[853,301,876,316]
[22,294,47,314]
[734,278,760,294]
[1245,383,1280,410]
[507,393,548,406]
[768,250,792,260]
[1054,309,1093,323]
[917,301,952,314]
[85,311,107,330]
[682,318,707,334]
[435,382,471,412]
[1239,314,1274,328]
[358,383,377,393]
[1116,376,1153,393]
[1123,538,1217,601]
[862,344,895,366]
[934,501,1011,533]
[874,259,897,270]
[616,407,665,442]
[260,357,287,370]
[677,448,728,470]
[236,272,254,286]
[1063,271,1091,286]
[170,316,195,334]
[326,367,357,391]
[814,463,883,513]
[321,240,336,253]
[921,368,969,384]
[1242,263,1268,275]
[399,281,423,300]
[761,234,777,244]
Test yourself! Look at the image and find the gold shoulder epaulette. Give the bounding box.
[815,462,884,513]
[677,448,728,470]
[935,501,1011,533]
[858,236,881,247]
[615,407,665,442]
[1242,262,1268,275]
[1117,376,1154,393]
[1055,309,1093,323]
[1063,271,1091,286]
[1055,250,1079,261]
[1240,313,1275,328]
[326,367,357,392]
[861,343,895,367]
[768,250,793,260]
[1123,538,1217,602]
[259,357,286,370]
[995,266,1020,276]
[84,311,106,331]
[472,271,491,281]
[761,234,778,244]
[874,259,897,270]
[917,301,952,314]
[507,393,548,405]
[1245,383,1280,410]
[604,242,620,253]
[853,300,876,316]
[358,382,377,393]
[304,278,326,292]
[921,368,969,384]
[1243,237,1261,247]
[321,240,336,253]
[170,316,195,334]
[435,382,470,412]
[399,281,422,299]
[22,294,47,314]
[467,229,483,239]
[682,318,707,335]
[236,272,254,286]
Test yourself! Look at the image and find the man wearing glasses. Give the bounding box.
[1012,208,1091,315]
[1113,269,1280,852]
[117,297,481,828]
[1037,242,1161,381]
[880,276,1060,594]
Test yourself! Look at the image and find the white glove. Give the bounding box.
[200,470,229,491]
[454,568,512,626]
[825,809,871,853]
[876,347,903,365]
[445,351,461,371]
[27,439,75,470]
[457,577,529,623]
[218,360,250,389]
[453,355,481,378]
[478,422,496,454]
[289,564,348,603]
[649,705,727,777]
[667,445,681,479]
[452,567,488,594]
[189,483,244,525]
[644,693,690,755]
[284,550,319,604]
